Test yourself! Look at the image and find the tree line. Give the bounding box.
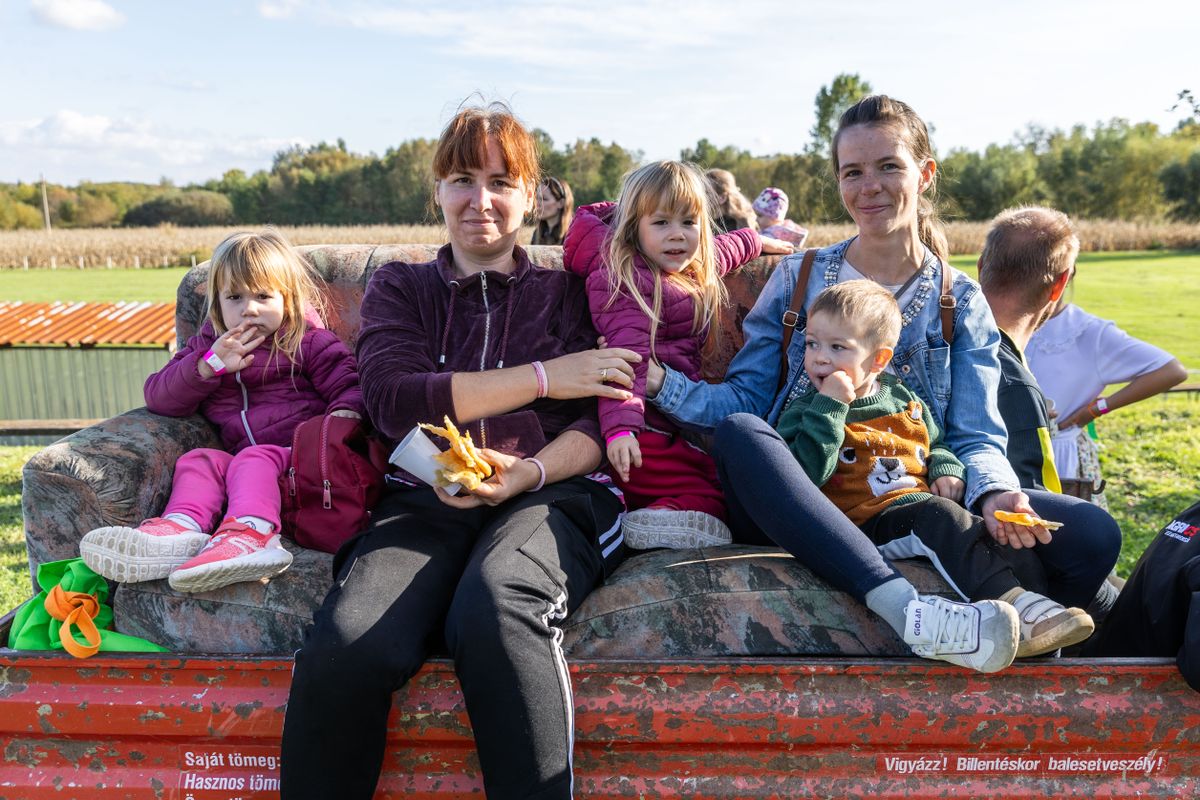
[3,76,1198,230]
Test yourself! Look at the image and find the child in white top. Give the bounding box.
[1027,300,1186,507]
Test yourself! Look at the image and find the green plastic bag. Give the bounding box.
[8,558,168,656]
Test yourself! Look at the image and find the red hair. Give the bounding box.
[433,104,540,185]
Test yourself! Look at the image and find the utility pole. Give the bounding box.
[40,173,52,231]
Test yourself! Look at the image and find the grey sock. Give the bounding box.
[1086,579,1119,625]
[865,577,920,637]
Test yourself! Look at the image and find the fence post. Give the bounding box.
[106,256,113,269]
[162,255,168,268]
[134,255,140,269]
[78,256,84,269]
[191,254,197,268]
[50,256,56,270]
[22,256,29,270]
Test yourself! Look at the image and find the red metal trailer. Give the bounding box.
[2,612,1198,799]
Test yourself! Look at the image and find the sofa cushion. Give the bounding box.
[111,542,954,656]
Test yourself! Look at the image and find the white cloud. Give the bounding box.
[0,110,304,183]
[261,1,779,69]
[30,0,125,31]
[258,0,302,20]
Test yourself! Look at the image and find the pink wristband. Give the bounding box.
[531,360,548,399]
[524,457,546,492]
[202,348,227,376]
[606,431,636,445]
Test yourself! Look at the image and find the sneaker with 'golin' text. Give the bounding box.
[168,518,293,593]
[904,595,1019,674]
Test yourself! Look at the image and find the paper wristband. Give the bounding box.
[203,349,228,376]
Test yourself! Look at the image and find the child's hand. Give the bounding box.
[816,370,856,404]
[199,323,267,377]
[607,434,642,483]
[930,475,965,504]
[760,236,795,255]
[329,409,361,419]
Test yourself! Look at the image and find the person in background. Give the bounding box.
[976,206,1127,616]
[531,175,574,246]
[752,186,809,248]
[706,168,757,233]
[1026,266,1187,509]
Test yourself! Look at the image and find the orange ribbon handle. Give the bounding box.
[43,585,102,658]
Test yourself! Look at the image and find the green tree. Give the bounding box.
[123,190,234,226]
[810,73,873,157]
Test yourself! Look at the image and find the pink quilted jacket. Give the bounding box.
[143,317,363,453]
[563,202,761,437]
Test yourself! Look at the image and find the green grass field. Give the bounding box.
[0,267,188,304]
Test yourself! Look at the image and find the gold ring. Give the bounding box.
[601,368,609,380]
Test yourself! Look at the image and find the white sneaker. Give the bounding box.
[80,517,211,583]
[904,595,1018,673]
[1007,590,1095,658]
[621,508,732,550]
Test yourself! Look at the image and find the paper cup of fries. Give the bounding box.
[391,426,462,495]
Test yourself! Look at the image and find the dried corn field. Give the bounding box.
[0,220,1197,269]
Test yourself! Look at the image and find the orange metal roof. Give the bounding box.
[0,301,175,348]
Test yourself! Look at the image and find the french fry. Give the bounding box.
[419,416,493,489]
[993,510,1064,530]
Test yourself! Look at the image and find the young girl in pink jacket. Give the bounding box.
[563,161,790,548]
[80,228,363,592]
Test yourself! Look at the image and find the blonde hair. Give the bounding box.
[809,280,902,351]
[832,95,948,262]
[605,161,727,358]
[978,206,1080,306]
[205,227,326,365]
[705,168,758,231]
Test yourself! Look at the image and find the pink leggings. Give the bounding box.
[162,446,290,533]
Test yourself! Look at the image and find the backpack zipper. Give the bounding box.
[320,414,332,509]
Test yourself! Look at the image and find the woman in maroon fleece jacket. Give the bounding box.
[280,105,641,800]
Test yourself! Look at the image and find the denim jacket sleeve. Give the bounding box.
[653,255,797,432]
[941,279,1021,507]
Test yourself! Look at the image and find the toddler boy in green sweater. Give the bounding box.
[776,280,1093,657]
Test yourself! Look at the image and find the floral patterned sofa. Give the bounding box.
[20,244,951,655]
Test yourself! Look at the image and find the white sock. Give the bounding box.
[235,515,274,534]
[163,512,202,532]
[864,577,920,637]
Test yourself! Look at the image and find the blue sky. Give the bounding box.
[1,0,1197,185]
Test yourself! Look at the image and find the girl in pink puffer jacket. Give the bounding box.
[564,161,789,549]
[80,228,363,593]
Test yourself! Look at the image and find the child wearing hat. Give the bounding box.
[753,187,809,247]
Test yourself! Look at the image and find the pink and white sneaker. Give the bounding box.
[167,518,293,593]
[80,517,211,583]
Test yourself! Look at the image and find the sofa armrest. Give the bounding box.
[21,408,220,590]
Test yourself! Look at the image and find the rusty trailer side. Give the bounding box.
[2,646,1198,800]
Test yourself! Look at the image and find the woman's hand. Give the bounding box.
[606,434,642,482]
[543,347,641,401]
[434,449,539,509]
[760,236,795,255]
[197,323,266,378]
[930,475,965,504]
[980,490,1051,549]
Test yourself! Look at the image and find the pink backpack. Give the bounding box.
[278,415,389,553]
